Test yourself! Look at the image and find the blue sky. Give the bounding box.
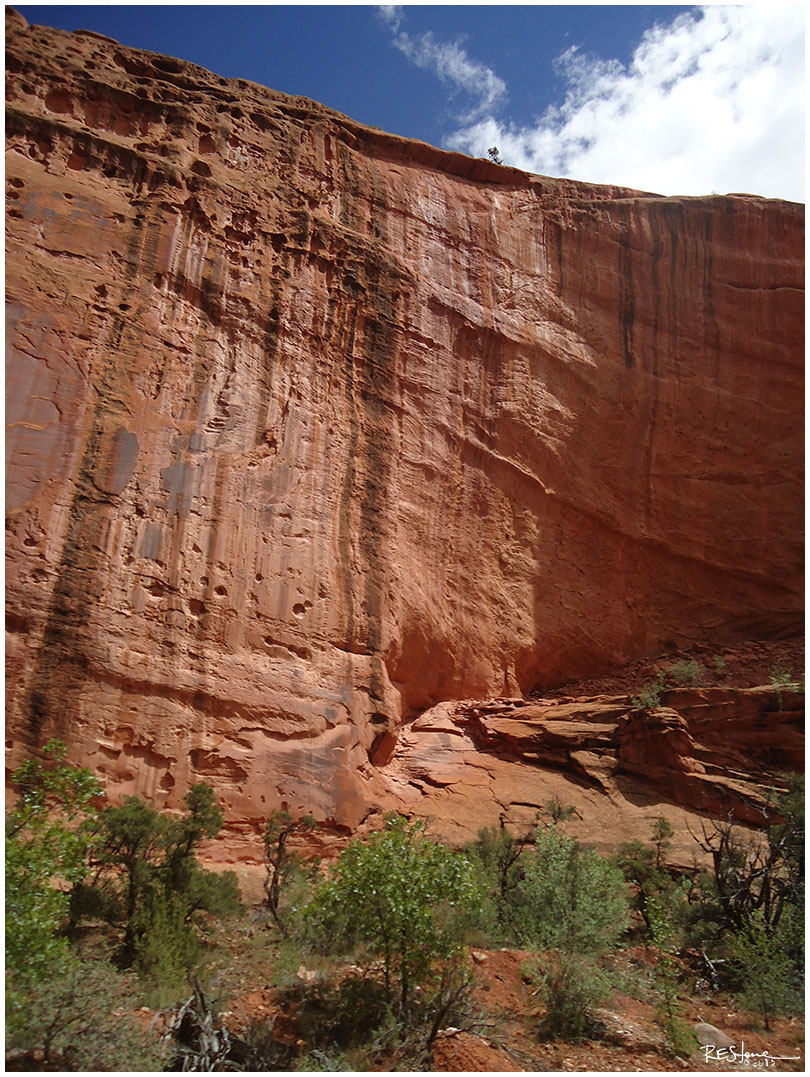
[15,4,805,201]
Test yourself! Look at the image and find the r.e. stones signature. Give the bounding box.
[701,1041,801,1068]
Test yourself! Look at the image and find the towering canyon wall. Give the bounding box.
[5,10,803,843]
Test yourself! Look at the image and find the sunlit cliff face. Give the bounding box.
[5,8,803,850]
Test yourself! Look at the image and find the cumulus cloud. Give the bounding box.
[385,5,805,201]
[379,4,506,122]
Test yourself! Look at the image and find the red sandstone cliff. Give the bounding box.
[5,10,803,846]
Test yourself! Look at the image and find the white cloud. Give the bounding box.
[386,5,805,201]
[379,5,506,122]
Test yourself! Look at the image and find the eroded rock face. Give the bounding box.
[384,685,805,860]
[5,10,804,846]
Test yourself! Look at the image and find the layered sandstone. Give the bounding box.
[5,10,804,847]
[385,683,804,863]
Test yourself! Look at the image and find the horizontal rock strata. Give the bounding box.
[384,685,804,861]
[5,8,804,845]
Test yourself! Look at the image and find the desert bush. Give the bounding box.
[263,809,319,936]
[465,819,534,943]
[727,905,804,1030]
[614,818,686,938]
[305,815,484,1020]
[690,776,803,941]
[769,662,795,688]
[5,740,103,1019]
[647,897,695,1058]
[631,673,668,712]
[5,956,168,1070]
[84,782,240,983]
[529,951,611,1041]
[667,659,704,686]
[512,825,629,954]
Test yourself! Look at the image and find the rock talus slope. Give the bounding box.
[5,10,804,847]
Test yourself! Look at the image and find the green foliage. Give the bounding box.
[84,782,240,982]
[5,957,169,1070]
[667,659,704,686]
[545,795,578,825]
[729,910,804,1030]
[465,820,534,942]
[712,654,727,675]
[692,777,803,942]
[512,825,629,954]
[305,815,483,1017]
[133,893,202,1005]
[5,740,103,1000]
[614,818,684,938]
[263,810,319,936]
[631,672,668,712]
[529,951,611,1041]
[647,897,695,1058]
[769,662,794,688]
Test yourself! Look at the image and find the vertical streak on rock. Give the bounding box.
[357,262,398,711]
[618,215,636,371]
[24,205,156,744]
[254,281,285,447]
[335,141,403,719]
[338,295,360,650]
[701,209,720,362]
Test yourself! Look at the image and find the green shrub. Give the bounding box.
[530,951,611,1041]
[5,957,168,1070]
[464,821,534,944]
[647,897,695,1058]
[512,825,629,954]
[85,782,240,978]
[133,893,201,1004]
[667,660,704,687]
[769,662,794,688]
[5,740,103,1005]
[631,673,667,712]
[263,810,319,936]
[305,815,483,1019]
[614,818,684,938]
[729,910,804,1030]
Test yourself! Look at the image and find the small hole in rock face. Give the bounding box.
[255,572,264,582]
[9,177,24,188]
[23,536,37,547]
[214,585,227,597]
[148,580,165,597]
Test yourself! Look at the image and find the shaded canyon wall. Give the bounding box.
[5,10,804,844]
